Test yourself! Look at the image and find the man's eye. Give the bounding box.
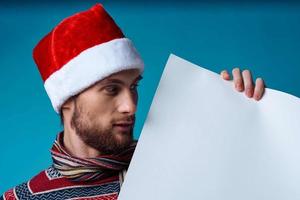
[105,85,119,94]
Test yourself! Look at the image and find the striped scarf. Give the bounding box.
[50,132,136,182]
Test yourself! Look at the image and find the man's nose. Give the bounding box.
[117,90,137,115]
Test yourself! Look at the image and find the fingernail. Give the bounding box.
[246,89,252,97]
[237,84,242,91]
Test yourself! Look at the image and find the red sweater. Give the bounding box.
[2,166,125,200]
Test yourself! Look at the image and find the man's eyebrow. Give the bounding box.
[101,75,143,85]
[102,79,124,85]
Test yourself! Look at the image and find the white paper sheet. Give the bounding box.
[118,54,300,200]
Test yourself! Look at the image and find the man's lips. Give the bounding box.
[114,121,134,125]
[113,122,134,131]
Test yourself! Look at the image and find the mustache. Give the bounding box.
[113,115,135,123]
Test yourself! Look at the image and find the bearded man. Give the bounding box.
[1,3,265,200]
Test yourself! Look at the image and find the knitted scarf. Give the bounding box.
[50,132,136,182]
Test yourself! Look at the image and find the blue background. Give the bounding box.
[0,0,299,193]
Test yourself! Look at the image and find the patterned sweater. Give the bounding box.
[1,166,126,200]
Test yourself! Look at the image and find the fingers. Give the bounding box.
[232,68,244,92]
[242,70,254,98]
[220,70,231,80]
[221,67,265,101]
[253,78,265,101]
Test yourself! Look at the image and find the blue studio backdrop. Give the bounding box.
[0,0,299,193]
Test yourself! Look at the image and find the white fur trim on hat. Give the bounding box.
[44,38,144,113]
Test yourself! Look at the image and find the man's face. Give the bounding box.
[70,69,142,155]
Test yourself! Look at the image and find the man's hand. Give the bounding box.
[220,68,265,101]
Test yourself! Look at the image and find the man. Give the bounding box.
[1,3,265,200]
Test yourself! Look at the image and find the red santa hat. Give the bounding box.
[33,3,144,113]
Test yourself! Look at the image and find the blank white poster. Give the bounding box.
[119,54,300,200]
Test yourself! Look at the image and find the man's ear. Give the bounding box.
[59,96,77,126]
[61,97,75,111]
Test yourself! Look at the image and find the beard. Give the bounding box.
[70,101,134,155]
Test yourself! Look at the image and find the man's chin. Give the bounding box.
[113,130,133,144]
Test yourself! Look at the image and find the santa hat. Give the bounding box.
[33,3,144,113]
